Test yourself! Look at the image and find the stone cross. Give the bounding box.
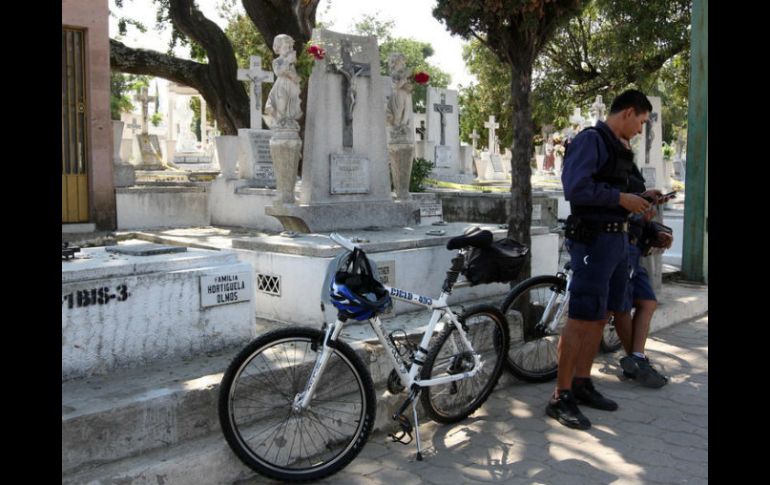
[126,118,141,134]
[328,39,371,148]
[433,93,454,146]
[590,95,606,123]
[237,56,275,130]
[416,120,426,141]
[134,86,156,135]
[470,129,480,152]
[569,107,584,127]
[484,116,499,155]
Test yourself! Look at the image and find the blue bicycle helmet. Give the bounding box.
[329,248,392,321]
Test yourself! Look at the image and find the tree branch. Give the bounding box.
[109,39,207,90]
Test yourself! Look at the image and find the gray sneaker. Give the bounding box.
[620,355,668,388]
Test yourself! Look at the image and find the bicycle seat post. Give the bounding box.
[442,250,466,294]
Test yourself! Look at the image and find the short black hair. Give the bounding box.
[609,89,653,115]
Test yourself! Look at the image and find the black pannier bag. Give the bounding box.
[463,237,529,286]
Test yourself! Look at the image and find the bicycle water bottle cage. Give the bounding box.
[446,229,493,250]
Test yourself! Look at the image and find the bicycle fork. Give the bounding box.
[293,320,342,412]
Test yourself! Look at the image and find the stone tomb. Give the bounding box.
[230,223,556,326]
[62,242,256,380]
[266,29,420,232]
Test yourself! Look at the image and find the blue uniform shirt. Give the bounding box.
[561,121,623,216]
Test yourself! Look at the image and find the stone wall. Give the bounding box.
[435,191,559,229]
[63,0,116,229]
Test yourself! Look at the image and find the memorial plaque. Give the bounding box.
[489,154,504,172]
[330,153,370,194]
[532,204,542,222]
[247,131,276,188]
[434,145,453,168]
[200,271,253,308]
[375,260,396,286]
[419,203,443,218]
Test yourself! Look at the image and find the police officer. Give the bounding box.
[546,90,657,430]
[612,167,672,389]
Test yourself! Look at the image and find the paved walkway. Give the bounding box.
[242,315,708,484]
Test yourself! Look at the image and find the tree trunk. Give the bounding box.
[507,61,535,280]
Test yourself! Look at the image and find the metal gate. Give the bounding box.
[62,27,89,223]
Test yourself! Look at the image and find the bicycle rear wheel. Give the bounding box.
[501,275,566,383]
[420,305,509,423]
[218,327,375,482]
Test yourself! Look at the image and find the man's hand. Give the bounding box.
[640,189,666,204]
[619,193,651,214]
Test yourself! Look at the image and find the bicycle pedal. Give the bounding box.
[387,369,405,394]
[388,414,413,445]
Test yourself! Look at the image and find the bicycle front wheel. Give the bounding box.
[420,305,509,423]
[501,275,567,383]
[218,327,375,482]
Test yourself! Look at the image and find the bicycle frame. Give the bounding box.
[540,271,571,335]
[296,235,485,411]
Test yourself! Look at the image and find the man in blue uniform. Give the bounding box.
[613,168,673,388]
[547,90,657,430]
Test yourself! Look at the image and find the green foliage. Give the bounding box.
[410,158,435,192]
[662,142,674,161]
[534,0,691,139]
[451,0,691,144]
[150,112,163,127]
[458,40,512,150]
[110,72,134,120]
[110,73,151,120]
[353,15,451,112]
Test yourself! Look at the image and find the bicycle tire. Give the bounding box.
[218,327,375,482]
[600,314,623,353]
[420,305,509,423]
[500,275,566,383]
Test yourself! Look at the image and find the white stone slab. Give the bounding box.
[62,245,256,380]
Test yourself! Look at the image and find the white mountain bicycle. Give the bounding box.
[219,230,509,482]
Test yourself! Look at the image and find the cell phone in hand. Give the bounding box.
[662,191,677,200]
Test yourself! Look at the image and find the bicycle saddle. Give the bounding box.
[446,229,493,250]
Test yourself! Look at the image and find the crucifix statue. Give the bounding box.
[237,56,275,129]
[327,39,371,148]
[134,86,156,135]
[484,116,499,155]
[433,93,454,146]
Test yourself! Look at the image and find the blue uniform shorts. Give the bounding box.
[627,243,657,305]
[567,232,631,321]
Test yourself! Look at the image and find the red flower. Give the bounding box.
[413,71,430,85]
[307,45,325,60]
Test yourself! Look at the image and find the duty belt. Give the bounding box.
[601,221,629,233]
[578,219,629,233]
